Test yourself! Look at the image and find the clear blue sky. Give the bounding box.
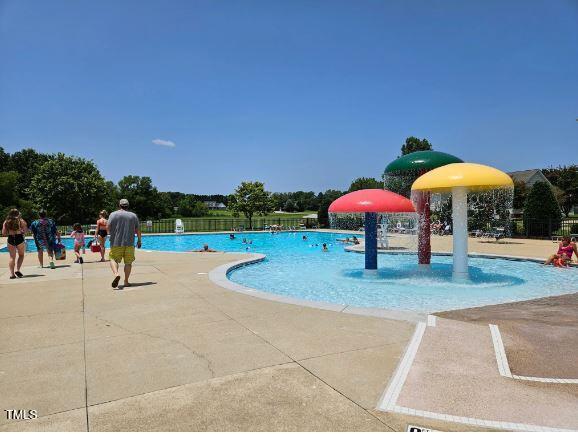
[1,0,577,194]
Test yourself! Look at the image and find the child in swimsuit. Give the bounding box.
[544,236,577,266]
[70,223,86,264]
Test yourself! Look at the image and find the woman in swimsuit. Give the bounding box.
[96,210,108,262]
[2,209,28,279]
[544,236,577,266]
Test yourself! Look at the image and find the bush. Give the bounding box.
[523,182,561,237]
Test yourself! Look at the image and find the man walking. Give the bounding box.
[107,199,142,288]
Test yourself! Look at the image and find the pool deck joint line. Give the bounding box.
[489,324,578,384]
[377,322,572,432]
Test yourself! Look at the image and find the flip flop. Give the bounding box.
[15,271,23,278]
[111,276,120,288]
[10,275,16,279]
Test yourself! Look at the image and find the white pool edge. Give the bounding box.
[208,253,427,323]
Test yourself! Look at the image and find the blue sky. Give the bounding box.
[1,0,577,194]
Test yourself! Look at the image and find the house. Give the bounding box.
[204,201,227,210]
[508,169,551,188]
[508,169,553,218]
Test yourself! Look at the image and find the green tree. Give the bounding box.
[10,148,52,199]
[284,199,297,212]
[401,136,433,156]
[0,146,9,169]
[512,181,528,211]
[29,153,108,224]
[271,192,289,211]
[0,171,19,209]
[117,175,165,219]
[229,181,274,229]
[317,189,345,228]
[177,196,209,217]
[348,177,382,192]
[524,181,561,236]
[542,165,578,216]
[102,180,120,214]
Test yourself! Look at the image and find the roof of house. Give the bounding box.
[507,169,550,185]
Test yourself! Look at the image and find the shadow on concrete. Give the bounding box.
[116,281,157,290]
[479,241,525,245]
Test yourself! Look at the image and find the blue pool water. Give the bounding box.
[3,231,577,312]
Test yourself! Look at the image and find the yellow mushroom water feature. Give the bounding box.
[411,163,514,277]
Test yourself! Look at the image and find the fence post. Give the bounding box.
[548,218,552,237]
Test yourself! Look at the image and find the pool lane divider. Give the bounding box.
[489,324,578,384]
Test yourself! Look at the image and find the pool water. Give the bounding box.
[3,232,577,312]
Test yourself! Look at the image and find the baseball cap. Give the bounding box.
[119,198,130,207]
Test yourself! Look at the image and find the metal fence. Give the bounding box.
[511,218,578,239]
[53,217,311,235]
[139,217,308,233]
[48,217,577,239]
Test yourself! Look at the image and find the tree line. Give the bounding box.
[0,147,224,224]
[2,138,576,230]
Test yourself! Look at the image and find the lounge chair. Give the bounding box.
[489,227,505,241]
[175,219,184,234]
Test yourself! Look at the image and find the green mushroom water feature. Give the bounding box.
[383,150,463,266]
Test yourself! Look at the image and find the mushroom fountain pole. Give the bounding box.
[383,151,463,267]
[328,189,415,271]
[412,163,514,277]
[365,212,378,270]
[451,186,469,276]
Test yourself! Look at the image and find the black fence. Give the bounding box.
[140,217,311,234]
[511,218,578,239]
[53,216,314,236]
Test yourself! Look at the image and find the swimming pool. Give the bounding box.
[3,231,577,312]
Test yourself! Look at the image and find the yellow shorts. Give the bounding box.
[109,246,135,264]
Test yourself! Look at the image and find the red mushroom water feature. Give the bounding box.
[329,189,415,270]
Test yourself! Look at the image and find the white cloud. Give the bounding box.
[152,138,176,148]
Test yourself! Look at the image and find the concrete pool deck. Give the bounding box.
[0,234,577,431]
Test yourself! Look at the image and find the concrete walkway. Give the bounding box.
[0,251,414,431]
[1,235,577,431]
[388,318,578,431]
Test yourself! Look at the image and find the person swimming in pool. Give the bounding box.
[322,243,328,252]
[195,244,218,252]
[302,235,307,241]
[544,236,577,266]
[229,233,235,240]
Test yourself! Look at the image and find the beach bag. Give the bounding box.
[54,243,66,260]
